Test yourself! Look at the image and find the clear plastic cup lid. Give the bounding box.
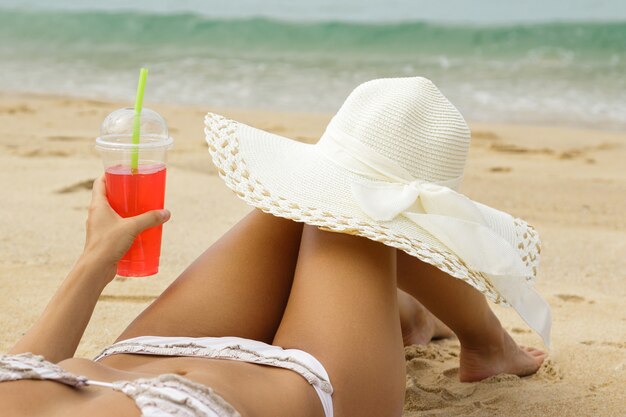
[96,107,173,150]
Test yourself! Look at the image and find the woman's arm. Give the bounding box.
[9,175,170,363]
[9,254,115,363]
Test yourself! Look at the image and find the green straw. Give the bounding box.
[131,68,148,174]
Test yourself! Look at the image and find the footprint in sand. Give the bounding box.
[558,150,585,159]
[511,327,531,334]
[442,367,459,379]
[557,142,619,161]
[480,373,521,383]
[406,358,433,372]
[98,294,157,303]
[19,149,71,157]
[472,131,500,141]
[489,166,512,173]
[78,109,100,116]
[534,358,564,381]
[0,104,35,114]
[588,381,613,392]
[580,340,626,349]
[405,344,455,362]
[56,179,96,194]
[555,294,586,302]
[47,135,86,142]
[84,99,113,108]
[489,143,555,155]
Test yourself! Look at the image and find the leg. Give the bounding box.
[397,289,453,346]
[396,250,547,382]
[273,226,405,417]
[117,210,303,344]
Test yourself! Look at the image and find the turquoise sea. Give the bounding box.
[0,0,625,129]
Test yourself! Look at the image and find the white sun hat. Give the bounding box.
[204,77,552,346]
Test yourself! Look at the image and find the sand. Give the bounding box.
[0,93,624,416]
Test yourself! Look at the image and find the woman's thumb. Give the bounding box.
[130,209,171,233]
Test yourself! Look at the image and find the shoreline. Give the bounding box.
[0,92,624,416]
[2,90,625,134]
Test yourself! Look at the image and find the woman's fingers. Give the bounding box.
[128,209,171,234]
[90,174,108,204]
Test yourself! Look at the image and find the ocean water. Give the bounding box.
[0,1,625,129]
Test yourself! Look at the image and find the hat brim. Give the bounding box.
[204,112,541,305]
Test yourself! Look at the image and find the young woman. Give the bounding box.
[1,77,548,417]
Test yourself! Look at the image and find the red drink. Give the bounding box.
[105,163,167,277]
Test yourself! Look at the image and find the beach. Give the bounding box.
[2,8,626,130]
[0,92,624,416]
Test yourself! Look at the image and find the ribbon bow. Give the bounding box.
[351,179,533,278]
[318,126,552,347]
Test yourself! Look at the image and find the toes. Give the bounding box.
[520,346,547,367]
[432,319,454,340]
[534,354,547,367]
[521,346,545,356]
[525,348,548,366]
[403,330,431,346]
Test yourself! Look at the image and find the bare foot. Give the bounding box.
[459,328,547,382]
[398,289,454,346]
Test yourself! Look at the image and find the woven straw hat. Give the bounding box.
[204,77,551,346]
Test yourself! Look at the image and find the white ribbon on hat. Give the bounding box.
[317,127,552,347]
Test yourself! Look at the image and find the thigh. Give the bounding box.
[272,226,406,417]
[117,210,303,344]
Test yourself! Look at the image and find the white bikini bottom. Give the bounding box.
[0,336,334,417]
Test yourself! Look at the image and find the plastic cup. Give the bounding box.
[95,107,173,277]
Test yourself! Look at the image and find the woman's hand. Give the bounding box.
[82,174,171,276]
[9,174,170,361]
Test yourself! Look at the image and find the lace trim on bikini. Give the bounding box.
[113,373,241,417]
[0,353,88,387]
[95,341,333,394]
[0,354,241,417]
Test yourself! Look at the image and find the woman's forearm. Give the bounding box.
[8,175,169,363]
[9,253,115,363]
